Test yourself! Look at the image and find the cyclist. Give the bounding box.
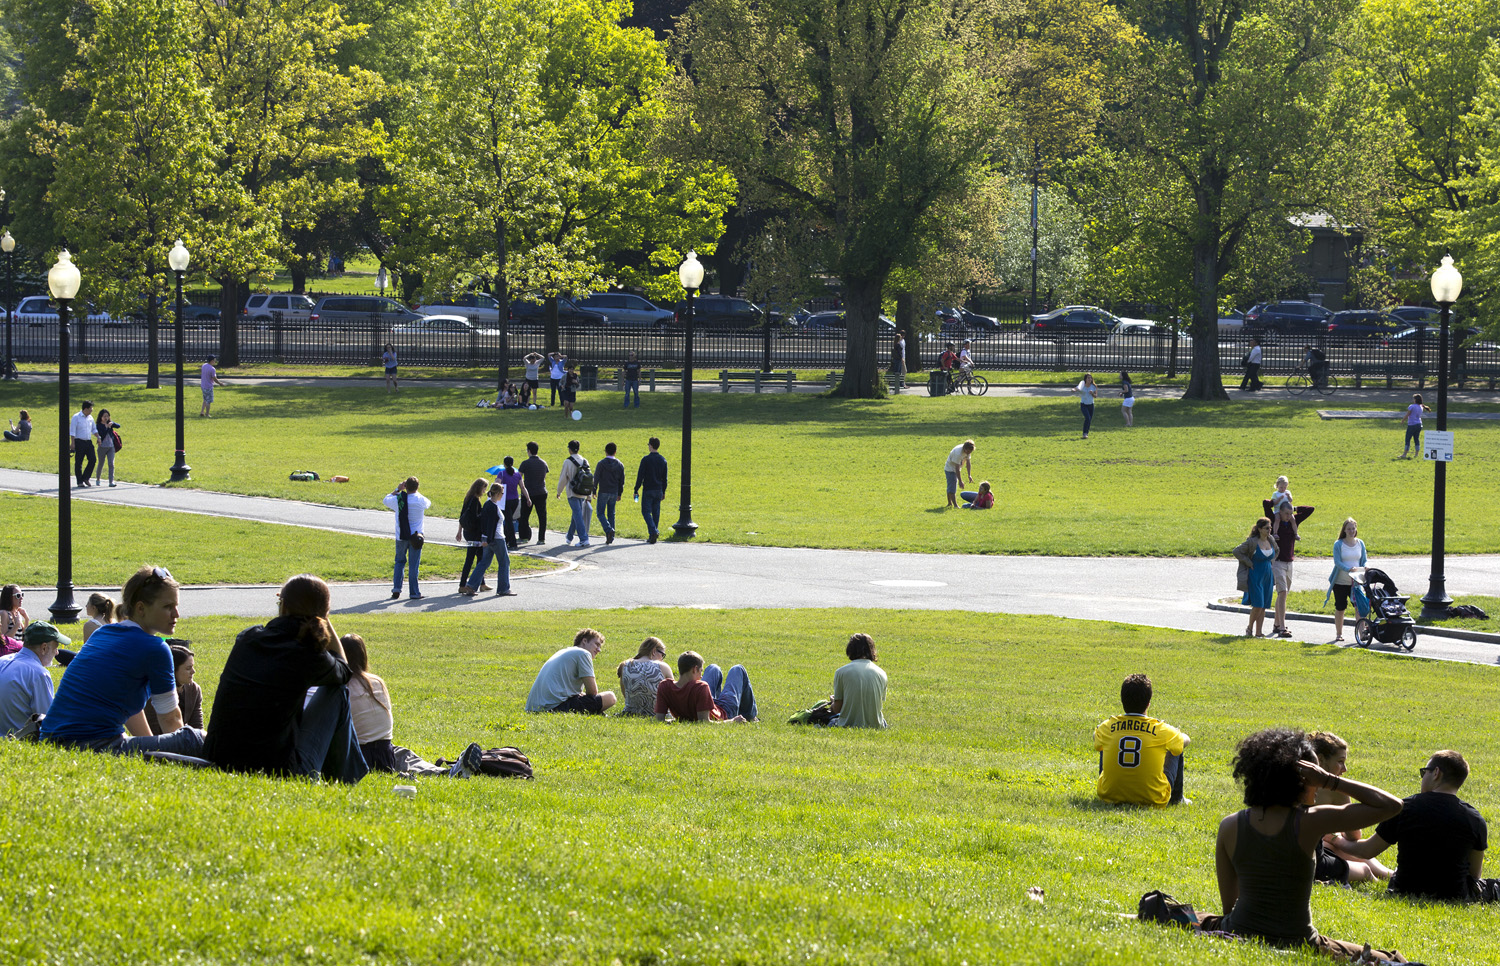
[1304,346,1329,388]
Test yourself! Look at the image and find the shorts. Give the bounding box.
[945,469,959,495]
[526,378,539,390]
[1316,842,1350,884]
[1122,397,1135,408]
[201,387,214,403]
[385,366,397,376]
[550,693,605,715]
[1333,583,1351,611]
[561,390,576,403]
[1272,559,1294,593]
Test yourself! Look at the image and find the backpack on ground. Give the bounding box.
[569,457,595,497]
[1137,890,1199,927]
[478,746,534,779]
[289,470,319,481]
[787,699,837,726]
[1450,603,1490,620]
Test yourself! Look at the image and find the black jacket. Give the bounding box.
[595,456,625,498]
[634,451,668,494]
[459,495,483,541]
[479,499,504,542]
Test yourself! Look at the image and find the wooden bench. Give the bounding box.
[1350,363,1426,389]
[1457,364,1500,390]
[612,369,685,391]
[718,370,796,392]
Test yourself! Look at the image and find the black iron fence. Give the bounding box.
[4,313,1492,384]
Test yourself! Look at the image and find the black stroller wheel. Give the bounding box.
[1353,618,1374,648]
[1399,626,1418,651]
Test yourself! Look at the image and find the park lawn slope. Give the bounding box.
[2,608,1495,966]
[0,492,552,586]
[2,381,1498,556]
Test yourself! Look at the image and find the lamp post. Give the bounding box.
[2,230,14,381]
[673,251,704,538]
[1420,255,1462,621]
[49,249,82,624]
[168,239,191,482]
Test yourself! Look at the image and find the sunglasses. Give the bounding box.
[1419,766,1436,778]
[151,566,174,581]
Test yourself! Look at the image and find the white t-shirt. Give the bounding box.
[382,490,432,537]
[944,444,969,473]
[525,646,596,712]
[1248,345,1262,364]
[349,674,394,743]
[69,411,96,442]
[1333,539,1365,584]
[549,358,566,380]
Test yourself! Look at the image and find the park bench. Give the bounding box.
[1349,363,1426,389]
[1457,363,1500,390]
[718,370,797,393]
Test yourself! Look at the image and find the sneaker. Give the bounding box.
[605,532,614,545]
[449,741,483,779]
[536,536,545,545]
[496,590,517,597]
[390,591,400,600]
[647,533,658,544]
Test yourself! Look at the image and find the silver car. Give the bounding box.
[576,293,674,328]
[309,295,427,326]
[243,292,316,324]
[414,292,502,323]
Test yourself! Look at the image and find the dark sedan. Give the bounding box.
[936,306,1002,332]
[678,296,781,331]
[793,311,897,337]
[1324,310,1403,339]
[1242,300,1333,335]
[508,296,607,326]
[1027,306,1114,341]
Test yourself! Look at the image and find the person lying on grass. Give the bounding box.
[1307,731,1392,885]
[1329,749,1500,903]
[1198,728,1409,963]
[40,566,205,757]
[1094,673,1190,807]
[524,627,617,714]
[654,650,757,723]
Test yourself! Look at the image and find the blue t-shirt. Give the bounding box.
[41,622,175,745]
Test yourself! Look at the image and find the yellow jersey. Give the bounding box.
[1094,713,1186,806]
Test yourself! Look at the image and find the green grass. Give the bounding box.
[1285,589,1500,634]
[2,609,1494,965]
[3,381,1499,557]
[0,492,552,586]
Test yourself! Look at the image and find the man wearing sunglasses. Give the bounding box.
[1331,750,1498,902]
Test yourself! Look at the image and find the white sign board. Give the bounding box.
[1424,430,1454,462]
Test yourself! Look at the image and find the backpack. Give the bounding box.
[289,470,320,481]
[787,699,838,726]
[478,746,534,779]
[1137,890,1199,927]
[111,429,123,452]
[1450,603,1490,620]
[569,456,595,497]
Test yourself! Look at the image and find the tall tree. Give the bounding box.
[1452,44,1500,329]
[677,0,1010,397]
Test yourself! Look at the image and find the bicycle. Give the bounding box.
[1284,366,1338,396]
[949,366,989,396]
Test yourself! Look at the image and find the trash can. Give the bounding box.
[927,370,950,396]
[580,364,598,391]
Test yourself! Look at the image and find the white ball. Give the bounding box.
[571,410,583,421]
[528,404,537,410]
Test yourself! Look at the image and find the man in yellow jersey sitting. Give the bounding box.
[1094,673,1191,806]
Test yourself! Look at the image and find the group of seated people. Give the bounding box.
[522,627,888,728]
[493,381,528,409]
[1097,673,1497,963]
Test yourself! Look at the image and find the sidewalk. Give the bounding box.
[3,466,1497,665]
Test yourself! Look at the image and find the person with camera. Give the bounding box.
[383,476,430,600]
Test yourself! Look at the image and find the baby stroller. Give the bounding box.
[1352,569,1417,651]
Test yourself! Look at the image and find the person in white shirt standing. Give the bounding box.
[383,476,431,600]
[69,400,97,487]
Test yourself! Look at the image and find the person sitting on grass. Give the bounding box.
[1094,673,1190,807]
[1199,728,1409,963]
[1,583,28,648]
[81,592,117,643]
[3,409,30,441]
[145,643,203,734]
[1307,731,1392,885]
[0,620,67,736]
[340,632,482,778]
[960,481,993,509]
[40,566,206,756]
[524,628,617,714]
[1329,749,1499,903]
[832,633,887,729]
[654,650,756,723]
[201,574,367,783]
[617,637,675,717]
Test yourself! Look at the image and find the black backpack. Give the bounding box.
[569,457,595,497]
[1137,890,1199,927]
[478,747,534,779]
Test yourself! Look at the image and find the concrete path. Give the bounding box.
[3,466,1497,666]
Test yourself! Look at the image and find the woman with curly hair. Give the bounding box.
[1206,728,1409,962]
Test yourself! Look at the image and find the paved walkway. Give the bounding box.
[3,467,1497,667]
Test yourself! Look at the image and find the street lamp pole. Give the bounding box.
[673,251,704,539]
[168,239,191,481]
[1420,255,1462,621]
[2,231,14,381]
[49,249,82,624]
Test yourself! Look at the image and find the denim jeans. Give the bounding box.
[100,726,207,756]
[945,470,959,495]
[1165,752,1186,803]
[393,537,422,596]
[293,685,369,784]
[624,379,639,407]
[702,664,757,720]
[566,496,592,544]
[640,488,664,537]
[596,494,618,536]
[1080,403,1094,436]
[466,539,510,593]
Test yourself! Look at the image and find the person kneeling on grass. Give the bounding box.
[960,481,993,509]
[202,574,368,784]
[1197,728,1410,963]
[654,650,757,723]
[832,633,887,729]
[1094,673,1190,807]
[41,566,206,756]
[524,628,617,714]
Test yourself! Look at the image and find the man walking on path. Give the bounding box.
[519,441,549,545]
[1240,339,1263,391]
[595,442,626,544]
[69,400,97,487]
[557,439,593,547]
[383,476,430,599]
[200,355,224,416]
[634,436,668,544]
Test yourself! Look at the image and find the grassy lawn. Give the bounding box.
[1285,589,1500,634]
[0,492,552,586]
[2,609,1494,965]
[2,381,1498,557]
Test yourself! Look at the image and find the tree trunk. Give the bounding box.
[545,296,559,356]
[495,215,510,390]
[146,297,160,389]
[217,277,241,367]
[290,269,307,294]
[1183,236,1227,400]
[834,275,886,398]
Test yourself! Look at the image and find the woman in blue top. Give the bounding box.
[1070,372,1097,438]
[1234,517,1278,637]
[1324,518,1367,642]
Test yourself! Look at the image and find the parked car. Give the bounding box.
[1325,310,1404,339]
[935,306,1002,332]
[679,296,780,331]
[1387,305,1441,325]
[1242,300,1332,335]
[792,311,897,337]
[577,293,674,328]
[390,314,499,337]
[125,299,220,327]
[508,296,607,326]
[309,295,427,326]
[1026,306,1116,341]
[414,292,502,323]
[14,295,117,327]
[1107,320,1192,347]
[1382,325,1483,349]
[243,292,316,325]
[1218,309,1247,334]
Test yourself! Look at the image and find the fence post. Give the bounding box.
[370,314,381,365]
[720,369,729,392]
[273,311,284,363]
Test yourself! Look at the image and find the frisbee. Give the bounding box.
[571,410,582,421]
